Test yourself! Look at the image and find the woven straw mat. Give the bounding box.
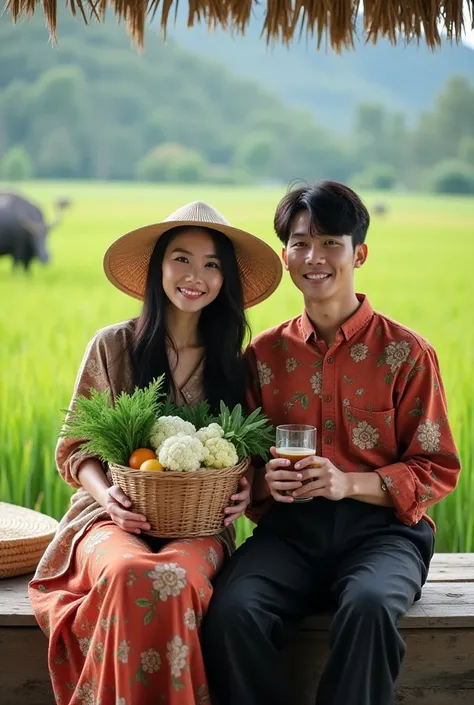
[0,502,58,578]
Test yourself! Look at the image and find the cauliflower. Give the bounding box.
[150,417,196,451]
[204,437,238,469]
[196,423,224,445]
[158,433,208,472]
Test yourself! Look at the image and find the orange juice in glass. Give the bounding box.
[275,424,317,503]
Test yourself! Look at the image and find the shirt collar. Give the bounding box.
[300,294,374,343]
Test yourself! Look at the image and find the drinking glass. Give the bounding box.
[275,424,317,503]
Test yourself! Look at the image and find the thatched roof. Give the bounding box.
[4,1,474,50]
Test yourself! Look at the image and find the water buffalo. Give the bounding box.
[373,202,388,216]
[0,191,70,271]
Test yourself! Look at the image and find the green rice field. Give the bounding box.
[1,182,473,550]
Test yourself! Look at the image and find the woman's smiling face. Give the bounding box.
[161,227,224,313]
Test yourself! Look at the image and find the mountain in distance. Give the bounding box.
[168,12,474,130]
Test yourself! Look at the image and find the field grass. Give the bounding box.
[1,181,473,550]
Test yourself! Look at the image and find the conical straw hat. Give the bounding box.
[104,201,282,308]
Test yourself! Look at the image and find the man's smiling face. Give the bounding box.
[282,210,367,304]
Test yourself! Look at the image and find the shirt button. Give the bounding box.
[327,356,334,363]
[324,395,332,403]
[325,437,332,444]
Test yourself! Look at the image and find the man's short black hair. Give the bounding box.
[274,181,370,249]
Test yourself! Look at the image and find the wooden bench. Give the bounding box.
[0,554,473,705]
[286,553,474,705]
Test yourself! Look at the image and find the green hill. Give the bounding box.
[1,13,473,191]
[0,14,347,183]
[168,13,474,129]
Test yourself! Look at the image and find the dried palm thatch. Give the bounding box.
[4,0,474,50]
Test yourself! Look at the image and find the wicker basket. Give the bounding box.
[0,502,58,579]
[109,458,250,538]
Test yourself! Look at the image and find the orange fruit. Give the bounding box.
[128,448,157,469]
[140,459,165,472]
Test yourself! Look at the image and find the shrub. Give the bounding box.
[1,146,34,181]
[351,163,397,191]
[428,159,474,195]
[136,143,207,183]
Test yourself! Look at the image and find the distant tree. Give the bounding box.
[235,131,275,178]
[284,117,355,183]
[1,146,34,181]
[143,94,226,165]
[244,112,288,142]
[412,77,474,167]
[0,14,348,184]
[36,128,81,178]
[384,112,410,175]
[352,103,411,180]
[205,164,250,185]
[458,137,474,168]
[428,159,474,195]
[136,146,169,182]
[30,66,88,124]
[434,77,474,151]
[92,82,147,127]
[0,80,31,148]
[168,150,206,183]
[353,103,385,162]
[351,163,397,191]
[410,112,438,168]
[136,143,207,183]
[1,12,472,189]
[354,103,385,142]
[92,128,143,180]
[27,67,90,177]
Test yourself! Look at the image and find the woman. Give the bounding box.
[29,201,282,705]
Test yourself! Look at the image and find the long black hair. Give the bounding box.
[130,226,251,413]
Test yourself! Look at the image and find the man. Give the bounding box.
[203,181,461,705]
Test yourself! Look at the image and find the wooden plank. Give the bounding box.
[428,553,474,582]
[0,627,53,705]
[398,582,474,628]
[286,628,474,705]
[1,559,474,626]
[0,573,36,626]
[1,624,472,705]
[397,628,474,689]
[412,582,474,604]
[0,564,473,705]
[299,583,474,630]
[393,689,474,704]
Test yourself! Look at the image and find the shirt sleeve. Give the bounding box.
[244,343,262,413]
[243,344,274,522]
[376,344,461,526]
[55,332,112,488]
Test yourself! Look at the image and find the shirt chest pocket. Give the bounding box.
[341,405,397,470]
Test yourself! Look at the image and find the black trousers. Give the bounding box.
[202,497,434,705]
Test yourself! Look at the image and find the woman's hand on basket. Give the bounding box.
[102,485,151,535]
[223,476,251,527]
